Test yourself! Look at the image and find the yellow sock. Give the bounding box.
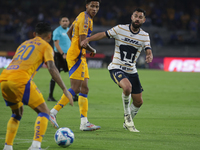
[33,113,49,142]
[54,88,75,112]
[5,114,21,145]
[78,93,88,117]
[54,94,70,111]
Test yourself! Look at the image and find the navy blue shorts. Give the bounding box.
[109,69,143,94]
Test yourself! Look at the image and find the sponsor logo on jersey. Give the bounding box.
[118,74,122,78]
[122,37,141,46]
[84,24,88,29]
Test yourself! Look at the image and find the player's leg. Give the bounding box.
[28,81,50,150]
[48,53,61,102]
[50,79,82,128]
[119,78,132,115]
[79,78,101,131]
[3,106,23,150]
[50,58,83,128]
[129,73,143,120]
[109,69,132,115]
[48,78,57,101]
[118,77,139,132]
[109,69,138,132]
[130,93,143,119]
[1,81,24,150]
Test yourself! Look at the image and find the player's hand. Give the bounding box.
[62,53,66,59]
[81,39,89,48]
[145,55,153,63]
[90,49,96,57]
[63,88,73,106]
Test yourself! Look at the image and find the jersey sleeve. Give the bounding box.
[52,28,60,41]
[79,15,89,36]
[44,44,54,63]
[144,34,151,51]
[106,25,120,39]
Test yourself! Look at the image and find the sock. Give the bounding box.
[33,113,49,143]
[53,88,75,112]
[122,92,131,114]
[130,103,140,119]
[81,116,88,125]
[31,140,41,148]
[5,114,21,146]
[50,108,58,116]
[49,79,55,97]
[3,145,13,150]
[78,93,88,124]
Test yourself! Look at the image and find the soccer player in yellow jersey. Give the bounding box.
[0,22,73,150]
[50,0,101,131]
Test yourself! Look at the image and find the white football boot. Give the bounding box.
[123,114,139,132]
[80,122,101,131]
[49,113,59,129]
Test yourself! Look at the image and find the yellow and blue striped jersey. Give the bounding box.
[0,36,54,84]
[67,11,93,61]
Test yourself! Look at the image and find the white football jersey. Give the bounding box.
[106,24,151,74]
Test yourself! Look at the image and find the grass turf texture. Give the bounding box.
[0,68,199,150]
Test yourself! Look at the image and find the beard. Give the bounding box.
[131,21,142,29]
[62,25,67,29]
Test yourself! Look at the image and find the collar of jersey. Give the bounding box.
[85,11,92,19]
[129,24,140,35]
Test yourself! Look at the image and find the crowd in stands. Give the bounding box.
[0,0,200,45]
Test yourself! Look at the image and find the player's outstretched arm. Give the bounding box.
[46,60,73,106]
[81,32,106,48]
[145,49,153,63]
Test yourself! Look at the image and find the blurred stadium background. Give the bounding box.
[0,0,200,71]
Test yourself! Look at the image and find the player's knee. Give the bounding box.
[12,106,24,117]
[74,88,81,94]
[123,85,132,95]
[80,86,89,95]
[139,98,143,106]
[136,98,143,107]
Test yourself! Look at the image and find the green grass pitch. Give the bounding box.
[0,68,199,150]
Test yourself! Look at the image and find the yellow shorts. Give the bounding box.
[67,58,89,80]
[1,80,45,110]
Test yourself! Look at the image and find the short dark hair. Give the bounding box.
[59,15,69,21]
[133,8,146,17]
[35,22,51,35]
[85,0,101,4]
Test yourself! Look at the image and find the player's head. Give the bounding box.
[59,16,70,29]
[131,8,146,29]
[34,22,52,42]
[85,0,101,18]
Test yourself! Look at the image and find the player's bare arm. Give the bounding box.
[54,40,66,59]
[79,34,96,57]
[46,60,73,106]
[81,32,106,48]
[145,49,153,63]
[67,24,73,40]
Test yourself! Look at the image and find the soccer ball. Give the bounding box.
[54,127,74,147]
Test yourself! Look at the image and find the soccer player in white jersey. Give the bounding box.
[81,8,153,132]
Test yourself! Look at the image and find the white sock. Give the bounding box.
[50,108,58,115]
[3,145,13,150]
[122,92,131,114]
[81,117,88,125]
[31,140,41,148]
[130,103,140,119]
